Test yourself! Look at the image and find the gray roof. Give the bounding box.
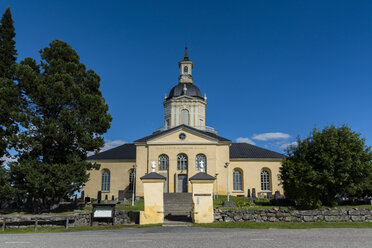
[140,172,166,180]
[189,172,216,180]
[134,125,231,143]
[87,143,136,160]
[87,141,285,161]
[167,83,204,100]
[230,143,286,159]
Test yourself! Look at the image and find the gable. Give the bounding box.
[134,125,231,144]
[148,128,218,144]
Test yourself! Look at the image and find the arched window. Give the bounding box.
[101,170,110,192]
[195,154,207,171]
[233,169,242,191]
[129,169,134,192]
[184,66,188,73]
[177,154,188,170]
[261,169,270,191]
[158,154,169,171]
[180,109,189,125]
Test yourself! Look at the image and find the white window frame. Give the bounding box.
[261,170,271,192]
[101,170,110,192]
[158,154,169,171]
[233,169,242,192]
[177,154,188,170]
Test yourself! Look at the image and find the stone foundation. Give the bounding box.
[1,210,138,229]
[214,208,372,223]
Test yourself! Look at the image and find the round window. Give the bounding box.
[179,133,186,140]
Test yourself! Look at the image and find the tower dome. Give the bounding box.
[167,83,204,100]
[161,45,213,133]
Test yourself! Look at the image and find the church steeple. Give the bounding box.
[184,44,189,60]
[178,45,193,83]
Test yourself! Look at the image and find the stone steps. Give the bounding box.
[163,193,193,216]
[162,220,192,227]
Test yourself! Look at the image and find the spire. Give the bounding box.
[184,43,189,60]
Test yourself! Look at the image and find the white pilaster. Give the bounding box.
[190,105,194,127]
[171,105,175,128]
[176,105,179,126]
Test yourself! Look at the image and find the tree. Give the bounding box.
[0,7,18,201]
[11,40,112,212]
[280,125,372,209]
[0,7,17,78]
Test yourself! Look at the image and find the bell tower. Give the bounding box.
[160,45,216,134]
[178,44,193,83]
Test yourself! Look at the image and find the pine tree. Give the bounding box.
[0,7,18,201]
[0,7,17,79]
[11,40,112,212]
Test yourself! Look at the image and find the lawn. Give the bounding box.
[213,195,372,210]
[213,195,288,210]
[195,221,372,229]
[0,223,161,234]
[82,198,144,212]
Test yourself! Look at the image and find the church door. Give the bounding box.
[177,174,188,192]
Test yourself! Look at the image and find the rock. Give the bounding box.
[214,214,222,221]
[268,217,276,222]
[223,216,233,222]
[324,215,349,222]
[242,214,253,220]
[233,215,242,221]
[303,216,315,222]
[348,210,360,216]
[351,216,365,222]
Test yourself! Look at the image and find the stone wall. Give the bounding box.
[1,210,138,229]
[214,208,372,223]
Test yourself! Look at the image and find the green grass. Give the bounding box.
[323,205,372,210]
[213,195,288,210]
[82,198,144,212]
[0,223,161,234]
[2,198,145,216]
[195,221,372,229]
[213,195,372,210]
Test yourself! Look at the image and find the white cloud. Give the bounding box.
[280,141,297,150]
[101,139,126,152]
[252,132,291,141]
[236,137,256,145]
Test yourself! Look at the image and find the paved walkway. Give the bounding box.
[0,227,371,248]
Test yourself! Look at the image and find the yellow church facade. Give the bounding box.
[84,47,285,201]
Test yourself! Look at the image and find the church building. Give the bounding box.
[84,46,285,201]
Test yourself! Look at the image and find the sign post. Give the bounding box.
[91,204,116,226]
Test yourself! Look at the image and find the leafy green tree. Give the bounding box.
[280,125,372,209]
[11,40,112,211]
[0,7,18,201]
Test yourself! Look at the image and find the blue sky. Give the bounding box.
[2,0,372,153]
